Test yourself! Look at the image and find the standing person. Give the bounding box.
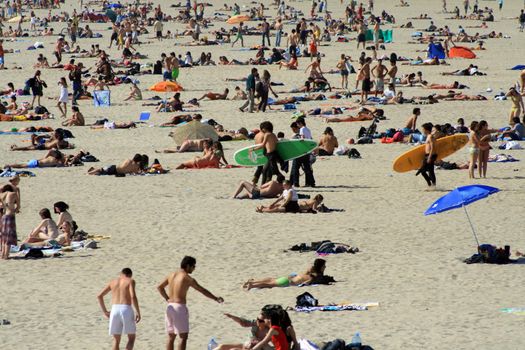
[153,19,163,41]
[250,121,284,184]
[498,0,503,11]
[170,52,180,82]
[261,18,270,46]
[0,39,5,70]
[358,57,372,104]
[373,17,380,50]
[476,120,497,178]
[387,58,398,83]
[371,58,388,97]
[29,70,47,108]
[240,68,258,113]
[252,129,266,185]
[467,121,480,179]
[54,37,65,65]
[519,10,525,32]
[69,62,87,106]
[57,77,68,118]
[274,18,283,47]
[287,29,299,55]
[442,0,447,13]
[0,185,18,260]
[463,0,469,15]
[295,117,315,187]
[157,256,224,350]
[336,54,349,89]
[97,268,141,350]
[257,70,278,112]
[416,123,437,189]
[506,87,524,124]
[231,21,244,47]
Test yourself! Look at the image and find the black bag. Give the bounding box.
[322,339,346,350]
[34,105,49,114]
[348,148,361,159]
[296,292,318,307]
[25,249,44,259]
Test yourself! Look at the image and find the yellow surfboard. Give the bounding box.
[393,134,469,173]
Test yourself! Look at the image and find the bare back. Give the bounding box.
[167,270,193,304]
[109,276,134,305]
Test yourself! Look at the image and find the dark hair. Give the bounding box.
[312,258,326,275]
[513,117,520,124]
[290,122,298,129]
[54,201,69,212]
[270,312,282,326]
[260,121,273,133]
[422,122,433,132]
[457,117,464,124]
[132,154,143,162]
[181,256,196,269]
[121,268,133,277]
[296,117,306,126]
[476,120,488,132]
[0,184,14,193]
[324,127,333,135]
[277,132,285,138]
[140,154,149,170]
[413,108,421,115]
[39,208,51,219]
[470,121,478,130]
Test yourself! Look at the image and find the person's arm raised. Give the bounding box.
[190,278,223,303]
[224,313,252,327]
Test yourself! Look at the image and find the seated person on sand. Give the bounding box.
[256,180,299,213]
[11,130,72,151]
[243,258,327,290]
[156,93,183,112]
[22,208,59,244]
[157,138,212,153]
[315,127,338,155]
[232,86,247,100]
[62,106,85,126]
[34,54,50,69]
[214,312,272,350]
[53,201,74,246]
[232,179,284,199]
[175,141,226,169]
[278,52,298,70]
[5,148,66,169]
[123,82,142,101]
[87,154,147,175]
[197,88,229,101]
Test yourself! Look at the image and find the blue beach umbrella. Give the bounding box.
[424,185,499,248]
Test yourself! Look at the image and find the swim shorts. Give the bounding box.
[275,276,290,287]
[109,304,136,335]
[27,159,39,168]
[163,71,171,81]
[101,165,117,176]
[0,57,4,65]
[375,79,384,92]
[251,188,261,199]
[362,78,371,92]
[165,303,189,334]
[340,69,349,76]
[357,33,365,43]
[171,68,180,80]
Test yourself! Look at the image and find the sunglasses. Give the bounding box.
[256,318,265,322]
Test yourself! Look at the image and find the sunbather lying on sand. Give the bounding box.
[175,141,226,169]
[159,114,202,127]
[156,138,212,153]
[5,149,66,169]
[243,258,326,290]
[299,194,324,212]
[197,88,229,101]
[423,81,469,89]
[10,130,73,151]
[90,121,137,129]
[87,154,147,175]
[232,179,284,199]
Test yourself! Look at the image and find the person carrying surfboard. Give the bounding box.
[249,121,284,184]
[416,123,437,189]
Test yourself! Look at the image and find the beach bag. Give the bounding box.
[357,137,372,144]
[296,292,318,307]
[322,339,345,350]
[348,148,361,159]
[34,105,48,114]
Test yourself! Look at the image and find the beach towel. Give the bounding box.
[449,46,476,59]
[364,29,392,43]
[501,307,525,315]
[294,304,368,313]
[299,339,320,350]
[0,169,36,177]
[93,90,111,107]
[488,154,519,162]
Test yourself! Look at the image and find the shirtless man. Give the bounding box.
[250,121,284,184]
[316,127,339,155]
[358,57,372,104]
[97,268,141,350]
[5,149,66,169]
[0,185,18,259]
[11,131,72,151]
[87,154,144,175]
[417,122,437,188]
[387,59,398,83]
[157,256,223,350]
[197,88,229,101]
[371,59,389,97]
[54,37,65,65]
[286,29,299,55]
[403,108,421,134]
[232,179,284,199]
[305,57,324,79]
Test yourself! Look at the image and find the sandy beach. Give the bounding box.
[1,0,525,349]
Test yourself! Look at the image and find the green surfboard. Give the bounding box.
[234,139,317,166]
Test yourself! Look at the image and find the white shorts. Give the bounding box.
[109,304,136,335]
[165,303,189,334]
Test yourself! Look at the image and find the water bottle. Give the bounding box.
[207,337,218,350]
[349,332,362,350]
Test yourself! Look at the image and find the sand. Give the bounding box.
[1,0,525,349]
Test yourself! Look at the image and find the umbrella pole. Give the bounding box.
[462,204,480,249]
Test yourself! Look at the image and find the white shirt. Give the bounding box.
[300,126,312,139]
[282,188,298,202]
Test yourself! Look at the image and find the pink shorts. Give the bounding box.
[165,303,189,334]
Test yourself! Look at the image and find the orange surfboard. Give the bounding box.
[392,134,469,173]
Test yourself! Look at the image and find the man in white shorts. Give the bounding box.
[157,256,224,350]
[97,268,141,350]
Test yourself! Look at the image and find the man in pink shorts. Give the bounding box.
[157,256,224,350]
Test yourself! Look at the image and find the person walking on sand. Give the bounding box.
[97,268,141,350]
[240,68,258,113]
[57,77,69,118]
[416,123,437,189]
[157,256,224,350]
[231,22,244,47]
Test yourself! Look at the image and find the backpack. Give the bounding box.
[348,148,361,159]
[296,292,318,307]
[322,339,346,350]
[34,105,49,114]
